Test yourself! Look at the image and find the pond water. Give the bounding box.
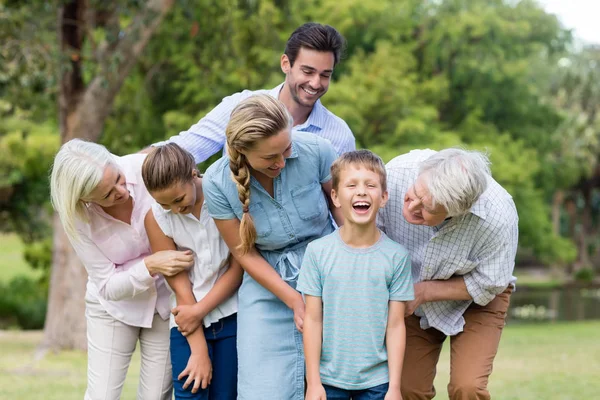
[508,286,600,323]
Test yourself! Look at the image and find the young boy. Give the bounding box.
[297,150,414,400]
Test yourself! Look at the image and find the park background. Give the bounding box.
[1,0,599,398]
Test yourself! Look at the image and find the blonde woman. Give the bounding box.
[50,139,194,400]
[202,94,344,399]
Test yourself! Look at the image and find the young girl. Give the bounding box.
[141,143,242,400]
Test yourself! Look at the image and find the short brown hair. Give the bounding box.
[284,23,345,67]
[142,143,197,193]
[331,150,387,192]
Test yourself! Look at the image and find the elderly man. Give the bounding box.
[378,148,518,400]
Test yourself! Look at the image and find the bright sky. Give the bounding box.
[536,0,600,44]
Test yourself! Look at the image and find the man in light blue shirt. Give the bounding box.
[153,23,355,160]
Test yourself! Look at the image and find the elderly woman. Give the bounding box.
[50,139,194,400]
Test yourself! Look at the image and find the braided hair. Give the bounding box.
[225,94,293,255]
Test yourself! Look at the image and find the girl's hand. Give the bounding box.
[291,294,305,333]
[145,250,194,276]
[173,304,204,336]
[178,349,212,393]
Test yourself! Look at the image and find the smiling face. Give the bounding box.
[332,166,388,226]
[242,128,293,179]
[402,174,448,226]
[150,178,197,215]
[281,47,334,109]
[85,164,130,208]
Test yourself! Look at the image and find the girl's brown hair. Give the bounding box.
[142,143,197,193]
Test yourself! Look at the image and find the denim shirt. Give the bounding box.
[203,132,336,255]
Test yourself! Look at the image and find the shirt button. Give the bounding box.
[288,234,294,238]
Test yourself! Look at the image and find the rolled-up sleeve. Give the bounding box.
[71,231,155,301]
[153,91,249,163]
[463,222,518,305]
[317,138,338,183]
[203,172,237,220]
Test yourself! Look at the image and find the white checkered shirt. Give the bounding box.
[378,150,519,335]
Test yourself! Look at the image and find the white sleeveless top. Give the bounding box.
[152,201,238,328]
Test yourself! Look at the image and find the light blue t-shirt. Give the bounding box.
[297,229,414,390]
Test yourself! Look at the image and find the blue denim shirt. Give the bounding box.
[203,132,336,256]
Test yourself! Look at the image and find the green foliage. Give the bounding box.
[574,268,595,283]
[0,275,48,330]
[1,0,596,273]
[0,112,59,243]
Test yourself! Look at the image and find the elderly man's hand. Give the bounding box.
[405,282,428,317]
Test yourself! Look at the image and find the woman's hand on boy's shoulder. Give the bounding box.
[172,304,203,336]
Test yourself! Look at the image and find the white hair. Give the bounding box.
[50,139,117,239]
[419,148,491,217]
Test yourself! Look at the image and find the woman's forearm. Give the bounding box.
[166,272,196,306]
[236,250,301,308]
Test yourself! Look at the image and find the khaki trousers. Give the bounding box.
[401,287,512,400]
[84,299,172,400]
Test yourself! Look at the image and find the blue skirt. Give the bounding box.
[236,242,308,400]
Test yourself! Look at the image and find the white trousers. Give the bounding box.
[84,298,172,400]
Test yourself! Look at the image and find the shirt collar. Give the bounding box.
[469,197,487,220]
[288,140,299,159]
[270,83,326,131]
[115,155,139,186]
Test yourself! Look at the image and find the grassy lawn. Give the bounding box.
[433,321,600,399]
[0,322,598,399]
[0,233,41,283]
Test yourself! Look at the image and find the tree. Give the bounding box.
[42,0,175,352]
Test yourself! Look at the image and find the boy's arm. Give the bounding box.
[174,255,244,335]
[144,211,212,392]
[304,294,327,400]
[386,301,407,399]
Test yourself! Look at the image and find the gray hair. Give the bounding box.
[419,148,491,217]
[50,139,118,239]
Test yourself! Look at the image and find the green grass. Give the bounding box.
[0,330,141,400]
[1,322,599,399]
[0,233,41,283]
[434,321,600,399]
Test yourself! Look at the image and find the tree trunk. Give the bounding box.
[41,215,89,352]
[551,190,564,236]
[41,0,174,352]
[577,187,593,270]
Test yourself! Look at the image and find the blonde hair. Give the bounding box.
[331,149,387,192]
[50,139,118,239]
[142,143,197,193]
[226,94,292,255]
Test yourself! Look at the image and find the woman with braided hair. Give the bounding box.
[202,94,343,399]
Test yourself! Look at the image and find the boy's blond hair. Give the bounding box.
[331,149,387,192]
